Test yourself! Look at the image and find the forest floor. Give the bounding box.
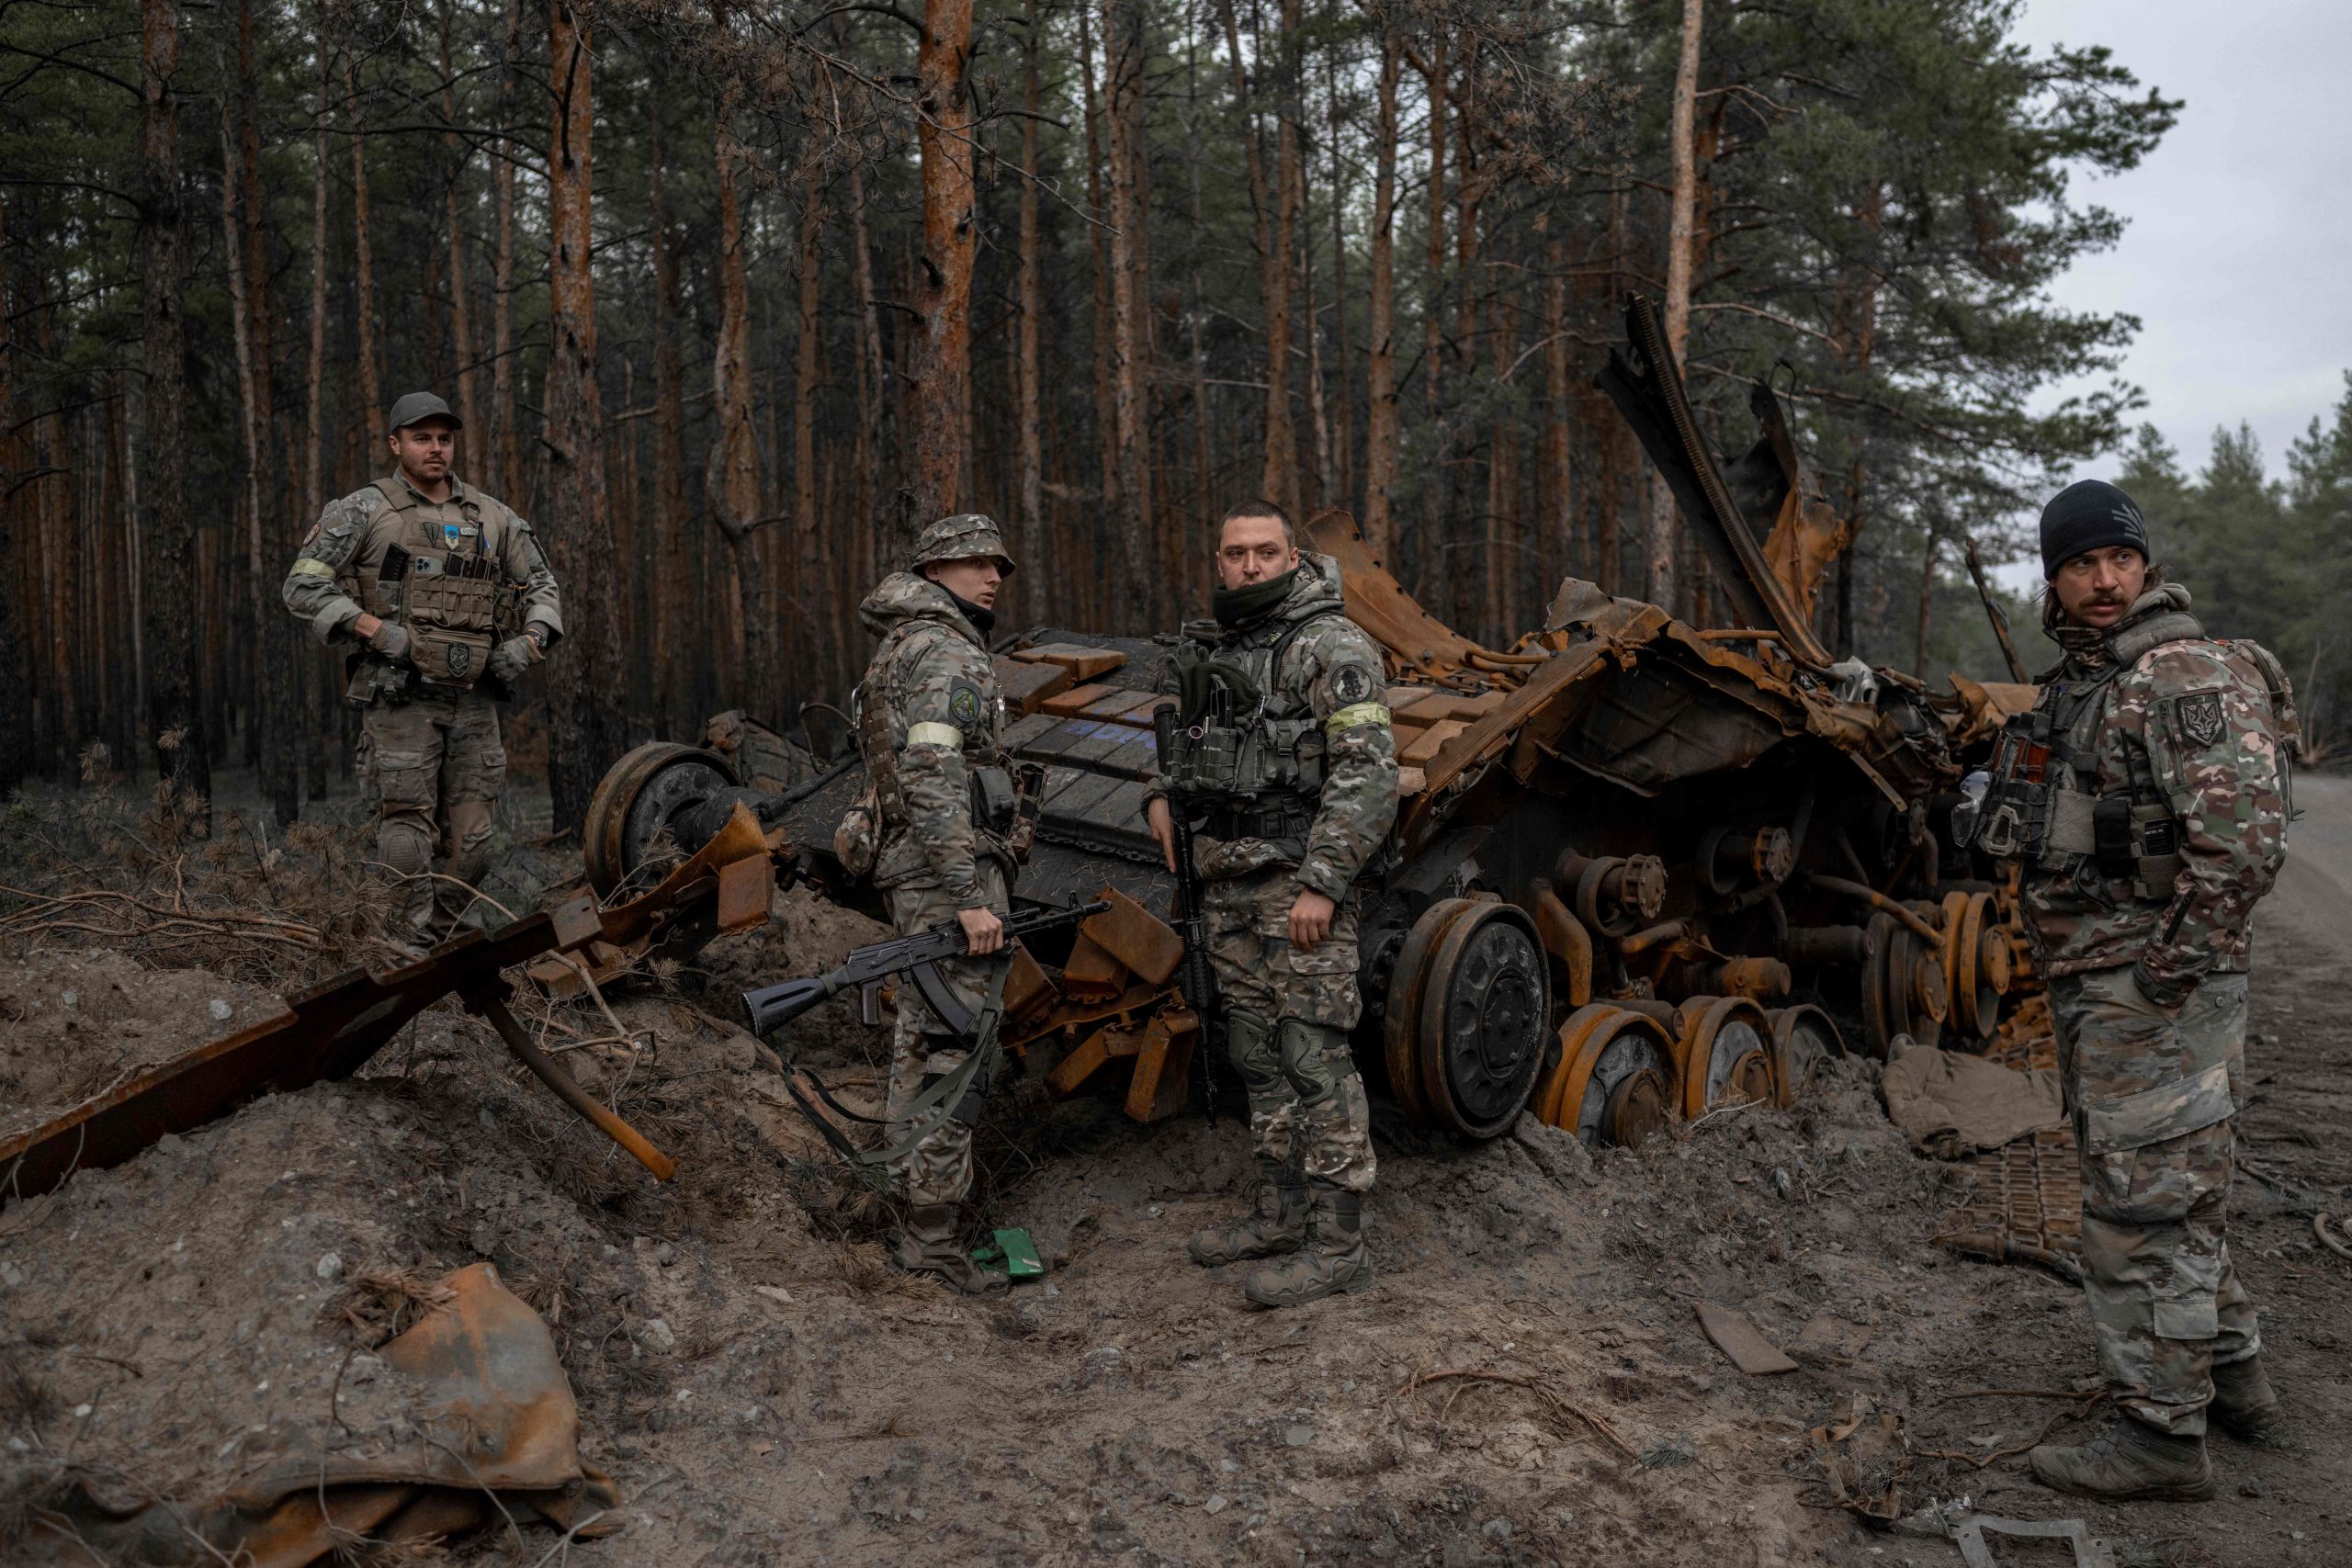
[2,771,2348,1567]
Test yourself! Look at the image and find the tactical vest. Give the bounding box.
[854,626,1018,840]
[347,481,514,691]
[1968,607,2295,898]
[1161,613,1339,852]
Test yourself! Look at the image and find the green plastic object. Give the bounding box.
[970,1226,1045,1280]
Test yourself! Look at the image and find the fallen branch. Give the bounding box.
[2315,1213,2352,1262]
[1915,1392,2106,1469]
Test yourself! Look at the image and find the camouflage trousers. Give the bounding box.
[1202,866,1376,1193]
[358,688,507,941]
[882,859,1011,1207]
[2050,964,2260,1437]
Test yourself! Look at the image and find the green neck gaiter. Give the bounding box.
[1213,569,1298,628]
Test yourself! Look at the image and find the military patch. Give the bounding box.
[948,681,984,729]
[1329,661,1375,706]
[447,644,472,680]
[2177,691,2225,749]
[443,523,464,549]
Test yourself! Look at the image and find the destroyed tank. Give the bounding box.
[581,298,2038,1151]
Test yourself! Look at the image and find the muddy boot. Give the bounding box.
[892,1203,1009,1297]
[1242,1182,1372,1308]
[2211,1355,2282,1442]
[1187,1160,1307,1267]
[2028,1413,2213,1501]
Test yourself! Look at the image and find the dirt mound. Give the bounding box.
[0,949,281,1142]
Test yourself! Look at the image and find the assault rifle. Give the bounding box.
[741,897,1107,1038]
[1153,702,1222,1126]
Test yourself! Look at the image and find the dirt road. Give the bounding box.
[5,777,2348,1565]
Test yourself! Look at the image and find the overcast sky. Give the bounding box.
[2014,0,2352,487]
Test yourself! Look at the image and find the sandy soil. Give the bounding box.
[3,778,2348,1565]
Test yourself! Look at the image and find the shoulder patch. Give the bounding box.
[948,680,985,729]
[2176,691,2225,749]
[1329,661,1375,706]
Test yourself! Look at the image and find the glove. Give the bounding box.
[486,630,544,684]
[368,622,413,664]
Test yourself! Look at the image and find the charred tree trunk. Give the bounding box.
[796,164,825,683]
[905,0,977,540]
[303,12,333,799]
[1079,2,1116,549]
[1216,0,1291,518]
[1418,39,1447,601]
[848,158,888,614]
[0,194,25,794]
[541,0,624,826]
[1541,231,1572,595]
[1361,30,1400,563]
[140,0,208,825]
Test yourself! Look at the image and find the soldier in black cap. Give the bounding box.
[282,392,563,952]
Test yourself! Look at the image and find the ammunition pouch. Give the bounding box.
[402,554,507,688]
[970,765,1017,837]
[1008,762,1046,861]
[1971,706,2184,898]
[918,1067,990,1129]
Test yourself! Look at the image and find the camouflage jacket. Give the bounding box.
[2019,583,2291,1004]
[281,473,563,697]
[1148,551,1399,900]
[855,571,1013,906]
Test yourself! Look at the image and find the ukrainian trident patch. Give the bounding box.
[2177,690,2224,749]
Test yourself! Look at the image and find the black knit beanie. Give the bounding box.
[2039,479,2149,579]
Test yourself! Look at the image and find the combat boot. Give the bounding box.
[1187,1159,1308,1266]
[2211,1355,2282,1442]
[1241,1181,1372,1308]
[2028,1412,2213,1501]
[892,1203,1009,1297]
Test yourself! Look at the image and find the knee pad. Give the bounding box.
[378,818,434,879]
[1277,1016,1352,1103]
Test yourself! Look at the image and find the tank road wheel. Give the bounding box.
[1951,891,2002,1041]
[1383,898,1477,1125]
[582,741,742,897]
[1545,1009,1675,1148]
[1672,997,1775,1120]
[1768,1005,1844,1109]
[1534,1005,1623,1125]
[1411,901,1552,1139]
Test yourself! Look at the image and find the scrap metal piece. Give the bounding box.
[1962,536,2031,683]
[462,982,675,1179]
[1952,1514,2115,1568]
[1695,1302,1800,1375]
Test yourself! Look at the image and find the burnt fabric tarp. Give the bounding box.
[1881,1041,2066,1160]
[27,1264,621,1565]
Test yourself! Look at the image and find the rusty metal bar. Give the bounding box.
[461,984,676,1180]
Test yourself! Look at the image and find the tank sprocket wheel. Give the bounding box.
[1671,996,1774,1119]
[582,741,741,897]
[1952,891,2001,1041]
[1413,899,1552,1139]
[1544,1008,1676,1149]
[1768,1004,1844,1109]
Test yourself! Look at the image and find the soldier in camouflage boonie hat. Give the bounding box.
[910,513,1017,576]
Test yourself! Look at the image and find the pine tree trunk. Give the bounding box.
[1015,0,1046,612]
[1915,529,1937,674]
[1361,32,1400,563]
[0,193,25,793]
[1418,39,1447,603]
[439,0,481,440]
[345,53,385,459]
[541,0,624,827]
[709,57,769,710]
[1079,3,1117,536]
[848,159,889,606]
[220,96,288,823]
[1103,0,1152,628]
[1185,20,1214,564]
[905,0,976,541]
[1542,232,1572,593]
[140,0,207,826]
[1651,0,1703,612]
[796,164,825,682]
[1215,0,1287,519]
[650,89,689,734]
[492,0,522,504]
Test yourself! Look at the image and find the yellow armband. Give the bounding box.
[906,721,965,749]
[288,558,336,578]
[1327,703,1392,735]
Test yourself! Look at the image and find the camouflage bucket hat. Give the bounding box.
[911,513,1017,576]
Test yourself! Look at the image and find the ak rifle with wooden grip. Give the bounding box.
[1153,701,1222,1124]
[741,898,1107,1038]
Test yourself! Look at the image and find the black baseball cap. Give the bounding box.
[389,391,461,432]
